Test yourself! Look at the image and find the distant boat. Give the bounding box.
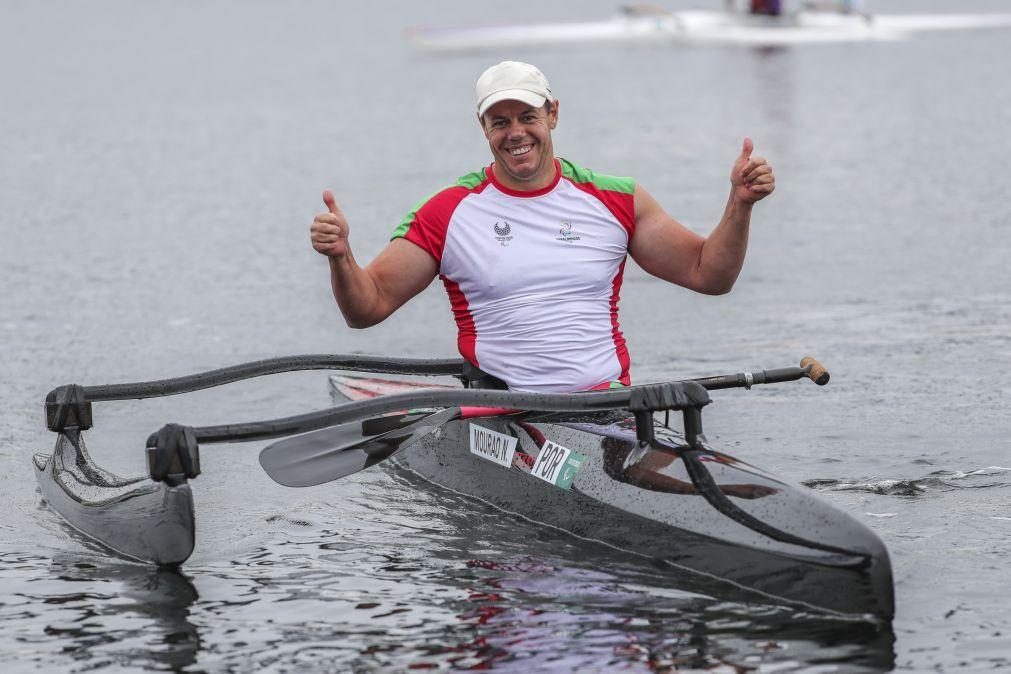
[406,5,1011,50]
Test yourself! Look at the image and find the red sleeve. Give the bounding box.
[395,185,475,265]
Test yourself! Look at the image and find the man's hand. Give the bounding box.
[311,190,350,258]
[730,138,775,204]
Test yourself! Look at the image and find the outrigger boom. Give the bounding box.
[33,354,893,620]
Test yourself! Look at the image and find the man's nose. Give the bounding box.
[506,120,526,138]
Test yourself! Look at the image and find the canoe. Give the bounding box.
[32,353,893,621]
[407,8,1011,50]
[330,373,895,621]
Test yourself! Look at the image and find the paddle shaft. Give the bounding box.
[133,356,824,486]
[192,358,827,444]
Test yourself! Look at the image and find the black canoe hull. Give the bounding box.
[332,375,894,621]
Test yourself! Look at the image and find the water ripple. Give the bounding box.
[805,466,1011,496]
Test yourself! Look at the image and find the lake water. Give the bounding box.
[2,0,1009,671]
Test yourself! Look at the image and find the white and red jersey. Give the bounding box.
[392,158,635,393]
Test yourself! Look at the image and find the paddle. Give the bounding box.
[258,407,461,487]
[252,357,829,488]
[45,352,827,490]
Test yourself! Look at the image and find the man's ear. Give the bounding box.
[548,99,559,130]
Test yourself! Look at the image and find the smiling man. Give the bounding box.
[310,61,775,393]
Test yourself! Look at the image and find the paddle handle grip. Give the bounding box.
[801,356,830,385]
[693,357,829,391]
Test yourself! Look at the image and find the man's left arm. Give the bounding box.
[628,137,775,295]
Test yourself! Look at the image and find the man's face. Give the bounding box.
[480,99,558,189]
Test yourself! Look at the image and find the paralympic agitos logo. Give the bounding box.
[556,221,580,243]
[493,221,513,247]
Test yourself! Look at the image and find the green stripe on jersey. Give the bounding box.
[455,169,487,190]
[560,158,634,194]
[391,168,489,240]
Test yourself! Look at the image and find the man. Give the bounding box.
[311,61,775,393]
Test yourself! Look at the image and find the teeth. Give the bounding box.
[509,145,532,156]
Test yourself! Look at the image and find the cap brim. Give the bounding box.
[477,89,548,117]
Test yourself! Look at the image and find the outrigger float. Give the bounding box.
[34,354,894,621]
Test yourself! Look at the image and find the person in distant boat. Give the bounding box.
[750,0,782,16]
[310,61,776,393]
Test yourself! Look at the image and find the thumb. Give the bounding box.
[322,189,339,215]
[739,137,754,161]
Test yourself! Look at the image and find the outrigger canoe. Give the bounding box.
[407,7,1011,50]
[33,354,894,621]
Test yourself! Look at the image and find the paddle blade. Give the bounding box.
[258,407,460,487]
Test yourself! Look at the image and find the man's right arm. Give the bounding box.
[312,190,438,328]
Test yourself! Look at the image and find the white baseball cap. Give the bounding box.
[475,61,552,118]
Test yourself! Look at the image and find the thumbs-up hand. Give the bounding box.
[730,137,775,204]
[311,189,351,258]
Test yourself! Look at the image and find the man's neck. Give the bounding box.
[490,158,560,194]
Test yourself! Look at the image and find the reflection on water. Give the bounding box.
[599,433,781,499]
[1,555,199,671]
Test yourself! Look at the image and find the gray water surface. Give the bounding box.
[2,0,1010,671]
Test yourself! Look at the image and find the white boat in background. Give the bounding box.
[405,5,1011,50]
